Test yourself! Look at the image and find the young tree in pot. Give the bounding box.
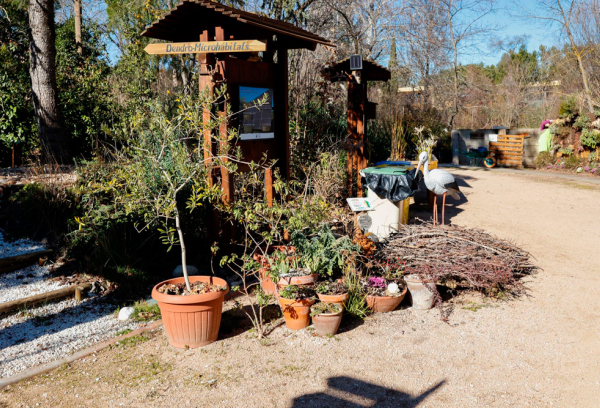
[116,89,232,348]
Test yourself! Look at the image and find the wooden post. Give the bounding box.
[265,167,274,207]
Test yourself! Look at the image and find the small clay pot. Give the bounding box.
[312,310,343,336]
[279,297,315,330]
[317,293,349,306]
[404,274,436,310]
[258,267,277,295]
[152,276,229,348]
[366,286,408,313]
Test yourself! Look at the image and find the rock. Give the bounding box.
[146,299,158,306]
[173,265,199,277]
[118,307,135,321]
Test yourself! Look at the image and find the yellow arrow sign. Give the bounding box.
[144,40,267,55]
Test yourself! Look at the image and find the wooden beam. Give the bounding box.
[0,283,92,315]
[0,249,53,275]
[265,168,274,207]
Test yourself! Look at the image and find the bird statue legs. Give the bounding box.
[442,192,447,226]
[432,194,438,226]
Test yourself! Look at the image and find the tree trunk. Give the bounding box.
[74,0,82,55]
[28,0,70,163]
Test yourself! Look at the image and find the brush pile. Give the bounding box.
[376,222,537,294]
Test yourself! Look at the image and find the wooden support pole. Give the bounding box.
[0,283,92,315]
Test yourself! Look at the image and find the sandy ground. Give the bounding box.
[1,169,600,407]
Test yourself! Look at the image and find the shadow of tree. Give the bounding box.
[292,376,445,407]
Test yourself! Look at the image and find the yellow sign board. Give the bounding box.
[144,40,267,55]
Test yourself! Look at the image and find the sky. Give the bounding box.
[460,0,558,66]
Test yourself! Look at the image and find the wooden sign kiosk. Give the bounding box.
[323,59,390,196]
[142,0,332,246]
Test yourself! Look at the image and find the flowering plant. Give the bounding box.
[368,277,386,288]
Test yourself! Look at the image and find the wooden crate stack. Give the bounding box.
[489,134,527,167]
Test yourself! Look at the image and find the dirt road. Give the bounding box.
[2,169,599,407]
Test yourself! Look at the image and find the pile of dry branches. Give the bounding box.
[376,222,537,294]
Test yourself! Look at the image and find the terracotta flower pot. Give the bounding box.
[278,297,315,330]
[404,274,436,310]
[312,310,343,336]
[278,273,319,288]
[317,293,349,306]
[258,267,277,295]
[366,286,408,313]
[151,276,229,348]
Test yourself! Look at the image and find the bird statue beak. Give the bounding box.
[415,159,423,175]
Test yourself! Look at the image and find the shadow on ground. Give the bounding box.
[292,376,445,407]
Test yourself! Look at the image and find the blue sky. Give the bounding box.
[460,0,558,66]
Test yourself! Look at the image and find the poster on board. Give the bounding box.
[239,86,274,140]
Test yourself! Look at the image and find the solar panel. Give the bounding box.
[349,54,363,70]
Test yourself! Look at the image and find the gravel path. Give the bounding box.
[0,232,141,379]
[0,232,45,259]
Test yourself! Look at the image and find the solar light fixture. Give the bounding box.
[349,54,363,70]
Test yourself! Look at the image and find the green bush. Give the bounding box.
[580,128,600,148]
[535,151,555,168]
[564,154,582,170]
[559,97,578,119]
[573,115,591,130]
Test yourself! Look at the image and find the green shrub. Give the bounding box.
[559,97,578,119]
[573,115,591,130]
[535,151,555,168]
[564,154,582,169]
[580,128,600,148]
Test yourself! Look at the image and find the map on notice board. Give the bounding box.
[346,198,374,212]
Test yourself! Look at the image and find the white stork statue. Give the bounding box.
[415,151,462,226]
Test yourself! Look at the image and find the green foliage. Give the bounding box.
[310,302,342,317]
[573,114,591,130]
[0,2,35,153]
[131,300,161,322]
[55,18,117,157]
[291,224,359,277]
[580,128,600,148]
[559,97,578,119]
[563,154,582,169]
[535,151,555,168]
[559,146,574,156]
[278,285,315,300]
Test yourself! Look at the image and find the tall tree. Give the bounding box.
[28,0,70,163]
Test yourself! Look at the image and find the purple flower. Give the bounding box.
[368,277,387,288]
[547,165,551,169]
[585,166,590,171]
[592,168,597,173]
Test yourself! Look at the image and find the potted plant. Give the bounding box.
[268,249,318,288]
[364,276,407,313]
[315,280,349,306]
[116,93,230,348]
[311,302,343,336]
[252,245,295,294]
[278,285,316,330]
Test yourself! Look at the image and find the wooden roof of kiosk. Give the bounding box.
[142,1,332,250]
[323,58,391,196]
[142,0,331,50]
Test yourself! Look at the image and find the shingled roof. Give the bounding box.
[141,0,333,50]
[323,58,391,82]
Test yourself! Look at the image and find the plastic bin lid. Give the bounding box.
[374,160,412,167]
[361,166,409,175]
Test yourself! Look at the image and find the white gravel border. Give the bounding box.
[0,231,142,378]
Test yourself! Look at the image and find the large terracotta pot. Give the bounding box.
[278,297,315,330]
[317,293,349,306]
[151,276,229,348]
[366,286,408,313]
[312,311,343,336]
